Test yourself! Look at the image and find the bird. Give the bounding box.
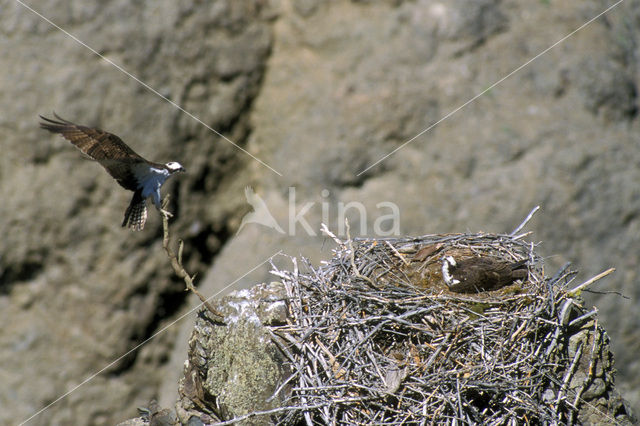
[39,113,185,231]
[237,186,285,234]
[441,255,528,293]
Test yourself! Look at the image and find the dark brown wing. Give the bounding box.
[456,258,527,292]
[475,259,528,289]
[40,113,146,191]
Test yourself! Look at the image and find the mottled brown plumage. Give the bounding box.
[442,256,528,293]
[40,113,185,231]
[39,113,150,192]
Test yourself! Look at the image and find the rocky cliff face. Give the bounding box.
[1,0,639,424]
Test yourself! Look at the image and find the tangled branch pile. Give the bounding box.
[270,231,618,424]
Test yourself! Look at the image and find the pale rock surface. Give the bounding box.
[2,0,640,423]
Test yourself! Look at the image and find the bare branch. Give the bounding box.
[510,205,540,236]
[161,195,225,322]
[568,268,615,297]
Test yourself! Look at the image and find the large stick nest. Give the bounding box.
[269,229,612,425]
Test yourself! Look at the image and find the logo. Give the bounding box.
[237,186,285,234]
[238,187,400,237]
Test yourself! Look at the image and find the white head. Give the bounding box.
[441,256,460,287]
[165,161,186,173]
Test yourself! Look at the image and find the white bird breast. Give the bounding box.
[139,166,171,208]
[442,256,460,286]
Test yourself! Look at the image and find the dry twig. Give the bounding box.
[161,196,225,322]
[568,267,615,297]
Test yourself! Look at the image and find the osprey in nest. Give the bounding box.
[441,255,528,293]
[40,114,185,231]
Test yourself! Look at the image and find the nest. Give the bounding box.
[269,226,612,425]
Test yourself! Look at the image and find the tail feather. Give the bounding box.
[122,191,147,231]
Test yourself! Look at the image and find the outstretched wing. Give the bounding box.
[39,113,146,191]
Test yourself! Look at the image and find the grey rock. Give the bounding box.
[176,283,290,425]
[0,0,273,424]
[3,0,640,423]
[583,378,608,400]
[576,58,638,121]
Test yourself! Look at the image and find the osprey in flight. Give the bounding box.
[40,114,185,231]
